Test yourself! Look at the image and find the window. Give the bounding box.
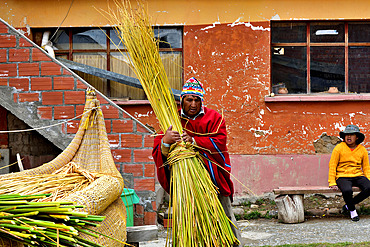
[32,27,183,100]
[271,21,370,95]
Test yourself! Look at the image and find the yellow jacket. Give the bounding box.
[328,142,370,186]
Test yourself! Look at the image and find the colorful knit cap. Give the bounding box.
[180,77,205,101]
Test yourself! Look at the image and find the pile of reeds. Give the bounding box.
[0,193,109,246]
[0,162,102,202]
[102,1,239,246]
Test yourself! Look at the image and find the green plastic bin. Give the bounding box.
[121,188,140,227]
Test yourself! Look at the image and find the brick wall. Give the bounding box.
[0,19,156,225]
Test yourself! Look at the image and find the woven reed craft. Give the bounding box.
[0,89,127,246]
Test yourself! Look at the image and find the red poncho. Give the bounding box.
[152,107,234,197]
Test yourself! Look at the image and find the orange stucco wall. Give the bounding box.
[1,0,369,156]
[1,0,369,28]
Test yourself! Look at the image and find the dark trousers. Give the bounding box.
[336,176,370,211]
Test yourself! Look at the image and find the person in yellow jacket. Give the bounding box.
[329,124,370,221]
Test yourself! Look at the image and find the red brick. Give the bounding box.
[75,105,85,116]
[9,49,30,62]
[9,78,29,90]
[37,107,52,119]
[62,68,72,75]
[18,93,39,102]
[108,134,120,148]
[13,93,18,103]
[121,134,142,148]
[101,105,119,119]
[144,135,154,148]
[134,149,154,163]
[0,35,16,48]
[96,94,109,104]
[32,48,51,61]
[77,81,88,89]
[0,78,7,86]
[41,62,61,76]
[152,201,157,211]
[0,22,9,33]
[134,217,144,226]
[137,124,152,133]
[134,178,155,191]
[112,119,133,133]
[19,63,39,76]
[111,149,131,163]
[19,37,33,47]
[0,64,17,77]
[31,77,52,91]
[64,91,85,104]
[144,163,155,177]
[54,77,74,90]
[54,106,74,119]
[135,204,144,215]
[105,120,111,133]
[144,211,157,225]
[42,92,63,105]
[67,120,80,134]
[124,164,143,177]
[0,49,6,62]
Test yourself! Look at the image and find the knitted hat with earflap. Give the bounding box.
[180,77,205,102]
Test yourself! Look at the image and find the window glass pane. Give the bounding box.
[310,22,344,43]
[110,52,145,100]
[310,47,345,93]
[110,51,183,99]
[272,46,307,94]
[73,29,107,49]
[52,30,69,50]
[73,53,108,95]
[154,27,182,48]
[271,22,306,43]
[349,46,370,93]
[110,29,125,50]
[349,23,370,42]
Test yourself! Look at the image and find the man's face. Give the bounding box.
[345,134,358,147]
[182,95,202,118]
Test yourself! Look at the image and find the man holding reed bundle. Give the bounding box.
[153,77,242,246]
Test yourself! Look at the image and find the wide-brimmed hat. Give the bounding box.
[339,124,365,144]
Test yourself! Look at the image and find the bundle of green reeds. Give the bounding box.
[0,162,102,202]
[102,1,239,246]
[0,193,108,247]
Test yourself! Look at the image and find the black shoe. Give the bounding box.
[342,205,349,215]
[351,216,360,222]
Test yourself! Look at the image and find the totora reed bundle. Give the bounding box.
[102,1,239,246]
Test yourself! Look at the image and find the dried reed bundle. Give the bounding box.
[0,162,102,202]
[101,1,239,246]
[0,193,114,246]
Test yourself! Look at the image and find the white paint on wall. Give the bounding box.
[228,18,270,31]
[201,21,221,30]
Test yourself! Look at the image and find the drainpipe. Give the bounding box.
[41,31,55,58]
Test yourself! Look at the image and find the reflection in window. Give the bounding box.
[73,29,107,50]
[310,47,345,93]
[271,21,369,95]
[349,47,370,93]
[272,46,307,94]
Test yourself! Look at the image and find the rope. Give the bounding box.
[0,107,97,134]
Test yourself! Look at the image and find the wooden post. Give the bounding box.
[275,194,304,223]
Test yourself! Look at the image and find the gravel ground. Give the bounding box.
[139,215,370,246]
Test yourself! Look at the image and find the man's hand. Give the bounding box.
[163,126,181,145]
[182,131,194,144]
[329,185,339,191]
